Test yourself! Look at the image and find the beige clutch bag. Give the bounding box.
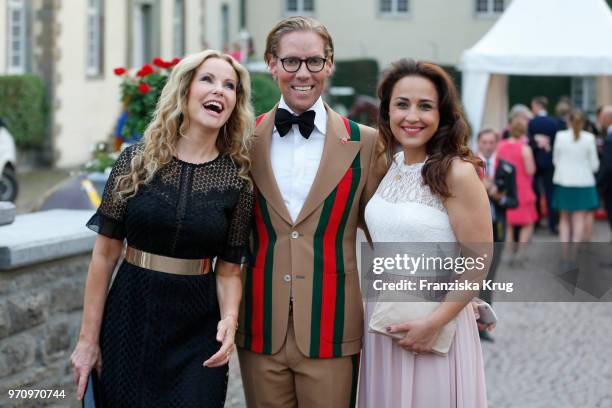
[368,299,458,356]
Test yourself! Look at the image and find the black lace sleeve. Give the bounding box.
[86,145,137,240]
[219,179,254,264]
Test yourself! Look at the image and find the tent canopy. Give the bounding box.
[461,0,612,135]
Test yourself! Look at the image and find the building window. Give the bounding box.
[132,1,158,69]
[379,0,409,16]
[173,0,185,57]
[285,0,314,15]
[476,0,505,16]
[86,0,103,76]
[571,77,597,115]
[7,0,27,74]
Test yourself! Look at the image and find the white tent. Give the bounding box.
[460,0,612,137]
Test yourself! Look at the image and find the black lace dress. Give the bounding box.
[86,144,253,407]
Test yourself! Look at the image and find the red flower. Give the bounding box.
[139,83,151,93]
[113,67,126,76]
[137,63,154,77]
[152,57,165,68]
[153,57,179,69]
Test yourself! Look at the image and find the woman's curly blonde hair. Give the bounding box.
[114,50,254,199]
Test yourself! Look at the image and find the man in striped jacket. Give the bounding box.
[236,16,383,408]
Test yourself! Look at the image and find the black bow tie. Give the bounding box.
[274,108,316,138]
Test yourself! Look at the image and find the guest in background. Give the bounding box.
[477,127,518,247]
[528,96,559,234]
[477,128,514,342]
[596,105,608,154]
[554,97,571,131]
[583,106,604,242]
[552,109,599,243]
[584,119,600,135]
[596,106,612,235]
[497,117,538,244]
[501,104,532,140]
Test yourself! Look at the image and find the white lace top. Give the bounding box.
[365,151,456,243]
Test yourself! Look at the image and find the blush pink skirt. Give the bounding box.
[359,304,488,408]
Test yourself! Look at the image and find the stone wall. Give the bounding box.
[0,255,89,407]
[0,209,95,407]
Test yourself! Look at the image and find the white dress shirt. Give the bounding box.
[270,96,327,223]
[478,152,497,178]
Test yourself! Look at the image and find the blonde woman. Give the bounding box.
[70,50,254,407]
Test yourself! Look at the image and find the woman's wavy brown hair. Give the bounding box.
[114,50,254,199]
[377,58,483,198]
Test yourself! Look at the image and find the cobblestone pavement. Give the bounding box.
[481,222,612,408]
[482,302,612,408]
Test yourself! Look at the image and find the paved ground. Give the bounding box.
[483,302,612,408]
[14,168,71,214]
[15,169,612,407]
[481,222,612,408]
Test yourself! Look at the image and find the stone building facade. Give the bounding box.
[0,0,242,167]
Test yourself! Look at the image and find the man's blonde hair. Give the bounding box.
[264,16,334,64]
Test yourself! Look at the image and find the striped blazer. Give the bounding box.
[237,104,382,358]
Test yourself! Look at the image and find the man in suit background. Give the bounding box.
[597,105,612,234]
[554,98,570,131]
[236,17,382,407]
[478,129,505,244]
[528,96,559,234]
[476,128,517,341]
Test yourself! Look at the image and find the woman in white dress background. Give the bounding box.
[359,59,493,408]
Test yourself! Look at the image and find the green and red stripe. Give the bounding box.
[244,190,275,353]
[310,119,362,358]
[341,116,351,136]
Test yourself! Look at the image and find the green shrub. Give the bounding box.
[331,59,379,109]
[332,59,379,97]
[251,73,280,115]
[0,75,47,149]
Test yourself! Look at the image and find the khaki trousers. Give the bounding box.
[238,317,359,408]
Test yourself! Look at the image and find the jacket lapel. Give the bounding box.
[294,104,360,226]
[250,104,293,225]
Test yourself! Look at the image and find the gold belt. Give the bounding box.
[125,246,212,275]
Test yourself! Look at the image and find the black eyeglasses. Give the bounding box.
[276,56,328,73]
